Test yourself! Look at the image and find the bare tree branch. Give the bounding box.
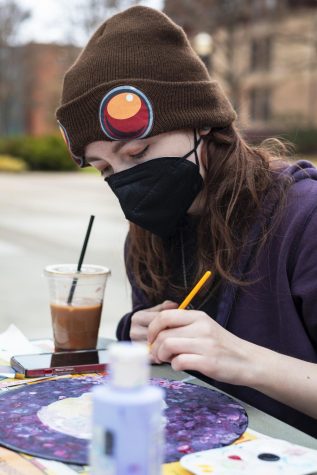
[0,1,31,135]
[0,0,30,46]
[56,0,143,44]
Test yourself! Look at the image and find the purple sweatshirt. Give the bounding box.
[116,161,317,437]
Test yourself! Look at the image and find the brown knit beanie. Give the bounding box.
[56,5,236,166]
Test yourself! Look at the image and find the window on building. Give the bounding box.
[250,88,272,121]
[250,37,272,71]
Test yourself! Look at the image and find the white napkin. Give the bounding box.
[0,324,42,364]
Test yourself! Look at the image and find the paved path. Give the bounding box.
[0,172,131,340]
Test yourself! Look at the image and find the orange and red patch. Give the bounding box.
[99,86,154,140]
[57,121,83,166]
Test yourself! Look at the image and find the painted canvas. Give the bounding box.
[0,376,248,464]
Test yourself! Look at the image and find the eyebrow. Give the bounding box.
[86,139,146,161]
[86,141,127,161]
[113,138,150,154]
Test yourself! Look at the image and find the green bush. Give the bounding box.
[0,135,78,171]
[245,127,317,155]
[282,128,317,155]
[0,154,28,172]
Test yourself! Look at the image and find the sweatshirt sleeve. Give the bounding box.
[291,206,317,346]
[116,233,151,341]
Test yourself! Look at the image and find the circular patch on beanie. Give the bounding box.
[57,121,84,167]
[99,85,154,140]
[58,121,71,149]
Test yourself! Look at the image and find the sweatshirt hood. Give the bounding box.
[283,160,317,183]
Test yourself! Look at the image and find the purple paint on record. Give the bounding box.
[0,376,248,464]
[152,378,248,462]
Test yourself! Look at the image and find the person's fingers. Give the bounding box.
[150,327,197,360]
[162,300,179,309]
[133,301,178,328]
[148,309,196,344]
[132,309,158,327]
[130,302,178,341]
[153,337,203,364]
[129,323,148,341]
[148,300,178,312]
[171,353,204,373]
[149,354,164,366]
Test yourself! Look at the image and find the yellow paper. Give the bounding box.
[232,430,258,445]
[163,461,192,474]
[0,359,9,366]
[0,446,44,474]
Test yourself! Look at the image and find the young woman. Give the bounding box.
[56,6,317,437]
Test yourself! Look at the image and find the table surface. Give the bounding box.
[151,363,317,449]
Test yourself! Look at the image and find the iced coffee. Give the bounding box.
[45,264,110,351]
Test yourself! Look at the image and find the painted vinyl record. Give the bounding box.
[0,376,248,465]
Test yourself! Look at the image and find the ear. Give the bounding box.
[199,127,211,137]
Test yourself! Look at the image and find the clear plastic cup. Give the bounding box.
[44,264,111,351]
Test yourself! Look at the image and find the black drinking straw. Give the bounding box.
[67,215,95,305]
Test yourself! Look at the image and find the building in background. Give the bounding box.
[23,43,79,136]
[165,0,317,130]
[0,43,79,137]
[213,3,317,129]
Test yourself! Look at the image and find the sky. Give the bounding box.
[11,0,164,45]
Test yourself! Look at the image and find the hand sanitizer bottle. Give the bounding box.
[90,342,164,475]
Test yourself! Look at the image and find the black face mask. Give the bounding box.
[105,130,204,238]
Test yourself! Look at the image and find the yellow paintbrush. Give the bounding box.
[148,270,212,351]
[178,270,212,309]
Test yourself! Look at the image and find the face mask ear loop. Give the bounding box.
[193,129,202,168]
[182,129,202,165]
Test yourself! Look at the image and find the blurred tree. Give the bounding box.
[164,0,254,36]
[58,0,144,44]
[0,0,30,46]
[164,0,256,110]
[0,0,31,135]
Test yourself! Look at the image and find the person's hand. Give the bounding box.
[148,309,256,386]
[129,300,178,342]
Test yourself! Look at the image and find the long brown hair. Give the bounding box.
[127,125,292,303]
